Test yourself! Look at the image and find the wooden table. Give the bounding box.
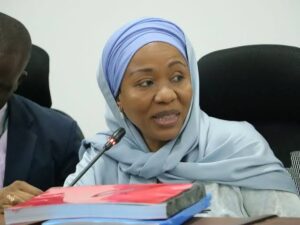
[186,216,300,225]
[0,214,4,225]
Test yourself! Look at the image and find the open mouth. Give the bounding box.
[152,110,180,127]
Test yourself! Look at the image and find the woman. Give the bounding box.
[65,17,300,217]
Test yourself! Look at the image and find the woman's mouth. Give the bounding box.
[152,110,180,127]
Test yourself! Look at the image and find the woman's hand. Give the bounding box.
[0,180,43,214]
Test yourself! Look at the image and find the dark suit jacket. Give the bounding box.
[3,95,83,190]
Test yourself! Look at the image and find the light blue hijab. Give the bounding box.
[66,17,297,193]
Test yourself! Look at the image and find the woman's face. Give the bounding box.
[117,42,192,151]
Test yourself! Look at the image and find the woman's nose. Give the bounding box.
[154,85,177,103]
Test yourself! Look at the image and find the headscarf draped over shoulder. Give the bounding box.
[67,17,297,194]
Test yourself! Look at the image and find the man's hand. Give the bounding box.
[0,181,43,214]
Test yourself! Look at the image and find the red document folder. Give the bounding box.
[5,183,206,225]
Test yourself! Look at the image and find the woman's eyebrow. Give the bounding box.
[129,68,153,76]
[168,60,187,68]
[129,60,187,76]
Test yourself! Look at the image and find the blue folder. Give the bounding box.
[42,193,211,225]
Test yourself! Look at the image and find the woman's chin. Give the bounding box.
[153,128,181,142]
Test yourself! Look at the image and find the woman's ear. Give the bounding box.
[116,94,123,111]
[117,102,122,111]
[116,95,125,119]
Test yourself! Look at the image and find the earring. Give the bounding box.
[119,107,125,120]
[120,111,125,120]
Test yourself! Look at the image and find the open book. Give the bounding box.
[5,183,207,225]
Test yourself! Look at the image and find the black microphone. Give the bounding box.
[69,127,126,186]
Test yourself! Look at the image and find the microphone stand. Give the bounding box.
[69,128,125,186]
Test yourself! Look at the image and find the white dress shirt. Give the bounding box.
[0,103,8,188]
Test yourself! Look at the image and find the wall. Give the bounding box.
[1,0,300,137]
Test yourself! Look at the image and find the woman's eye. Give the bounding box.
[172,74,184,82]
[138,80,153,87]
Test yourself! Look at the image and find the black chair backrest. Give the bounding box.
[14,44,84,139]
[15,44,52,107]
[198,44,300,167]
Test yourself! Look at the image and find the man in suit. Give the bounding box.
[0,12,83,213]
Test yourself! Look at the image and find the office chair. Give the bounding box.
[15,44,52,107]
[197,44,300,193]
[15,44,84,138]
